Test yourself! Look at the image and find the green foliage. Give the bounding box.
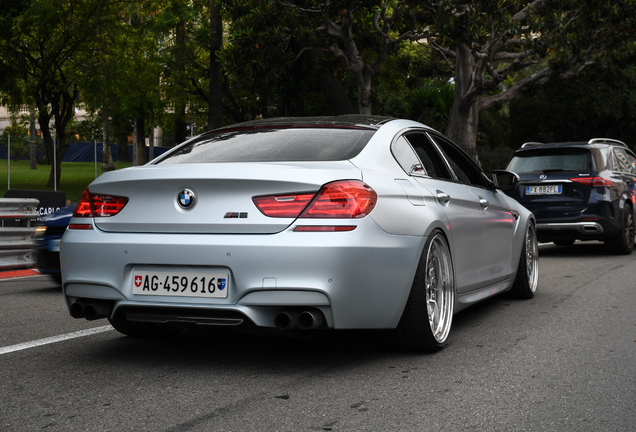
[2,0,636,161]
[78,0,166,136]
[0,121,29,161]
[478,106,511,149]
[509,64,636,148]
[0,0,119,186]
[67,117,103,143]
[405,79,455,131]
[220,0,300,118]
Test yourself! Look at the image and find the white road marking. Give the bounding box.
[0,325,113,355]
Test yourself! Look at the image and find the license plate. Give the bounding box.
[132,270,228,298]
[526,185,562,195]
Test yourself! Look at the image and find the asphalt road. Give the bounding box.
[1,242,634,432]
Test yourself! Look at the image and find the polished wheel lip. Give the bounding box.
[624,210,634,250]
[425,234,454,344]
[526,223,539,293]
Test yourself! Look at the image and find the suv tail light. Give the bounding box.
[570,177,615,187]
[253,180,377,219]
[73,189,129,218]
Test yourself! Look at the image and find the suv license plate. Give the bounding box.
[132,270,228,298]
[526,185,562,195]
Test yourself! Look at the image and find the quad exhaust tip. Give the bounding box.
[70,300,113,321]
[274,311,299,330]
[298,310,324,330]
[275,310,325,331]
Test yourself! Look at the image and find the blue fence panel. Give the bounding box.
[0,141,170,162]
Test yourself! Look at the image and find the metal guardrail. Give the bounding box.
[0,198,40,270]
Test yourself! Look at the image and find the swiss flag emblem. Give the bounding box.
[135,275,143,287]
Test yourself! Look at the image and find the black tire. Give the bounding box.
[553,239,575,247]
[108,318,182,338]
[509,222,539,299]
[605,205,635,255]
[390,230,455,352]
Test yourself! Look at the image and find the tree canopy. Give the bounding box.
[1,0,119,184]
[2,0,636,189]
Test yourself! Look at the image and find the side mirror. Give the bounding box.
[491,170,520,190]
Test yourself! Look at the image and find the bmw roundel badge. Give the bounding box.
[177,189,196,209]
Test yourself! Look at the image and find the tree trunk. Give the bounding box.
[357,69,373,115]
[208,0,223,130]
[446,99,480,158]
[317,69,356,115]
[46,87,78,188]
[134,115,147,166]
[258,86,269,119]
[29,107,37,170]
[37,110,53,166]
[445,45,480,152]
[174,13,188,144]
[148,128,155,161]
[102,110,115,172]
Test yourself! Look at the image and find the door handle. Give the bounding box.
[436,191,451,205]
[479,197,489,210]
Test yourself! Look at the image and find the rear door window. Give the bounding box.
[154,127,376,164]
[402,131,453,180]
[391,136,425,175]
[427,133,488,188]
[612,148,636,174]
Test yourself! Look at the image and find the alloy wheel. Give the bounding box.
[525,223,539,293]
[425,235,454,344]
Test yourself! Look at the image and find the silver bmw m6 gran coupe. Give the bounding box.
[60,115,538,352]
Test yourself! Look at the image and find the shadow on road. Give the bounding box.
[83,293,526,375]
[87,325,394,376]
[538,241,616,258]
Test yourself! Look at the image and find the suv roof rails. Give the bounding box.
[588,138,627,148]
[521,142,543,148]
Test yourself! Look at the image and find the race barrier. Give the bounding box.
[0,198,40,270]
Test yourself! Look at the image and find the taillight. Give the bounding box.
[252,193,316,218]
[92,194,129,216]
[570,177,614,187]
[300,180,377,218]
[73,189,129,218]
[73,189,93,217]
[253,180,377,219]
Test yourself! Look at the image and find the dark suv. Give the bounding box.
[504,138,636,254]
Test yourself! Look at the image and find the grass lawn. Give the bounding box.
[0,159,133,203]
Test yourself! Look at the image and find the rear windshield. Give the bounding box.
[507,148,593,174]
[153,127,375,164]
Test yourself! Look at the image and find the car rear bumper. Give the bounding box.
[60,219,426,330]
[532,199,622,242]
[537,221,604,234]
